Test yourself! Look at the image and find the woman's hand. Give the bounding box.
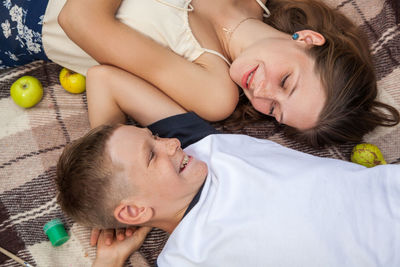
[92,227,152,267]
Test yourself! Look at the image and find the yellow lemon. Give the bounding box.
[351,143,387,168]
[59,68,86,94]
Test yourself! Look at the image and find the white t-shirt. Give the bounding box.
[157,134,400,267]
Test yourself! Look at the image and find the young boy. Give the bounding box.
[57,66,400,266]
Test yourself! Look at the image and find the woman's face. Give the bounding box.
[229,37,326,130]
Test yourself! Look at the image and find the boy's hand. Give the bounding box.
[92,226,152,267]
[90,227,137,246]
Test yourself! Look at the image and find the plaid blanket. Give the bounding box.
[0,0,399,266]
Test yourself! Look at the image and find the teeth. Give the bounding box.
[180,155,189,169]
[246,71,254,87]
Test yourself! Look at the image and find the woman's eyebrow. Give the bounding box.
[289,85,297,97]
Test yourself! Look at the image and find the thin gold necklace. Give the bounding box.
[222,17,256,60]
[222,17,256,44]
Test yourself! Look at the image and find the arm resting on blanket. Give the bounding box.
[58,0,239,121]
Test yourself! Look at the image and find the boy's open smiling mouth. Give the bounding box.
[179,154,191,173]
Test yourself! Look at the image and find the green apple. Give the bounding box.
[351,143,387,168]
[10,76,43,108]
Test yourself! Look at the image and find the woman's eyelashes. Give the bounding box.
[269,101,275,115]
[281,74,290,88]
[269,74,290,122]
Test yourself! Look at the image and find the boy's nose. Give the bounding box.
[165,138,181,155]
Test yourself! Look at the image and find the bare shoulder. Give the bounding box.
[192,52,240,121]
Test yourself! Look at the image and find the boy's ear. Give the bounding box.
[114,202,153,225]
[296,30,326,46]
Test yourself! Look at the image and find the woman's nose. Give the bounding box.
[253,82,274,99]
[253,83,284,101]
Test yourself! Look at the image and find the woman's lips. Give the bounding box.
[241,65,259,89]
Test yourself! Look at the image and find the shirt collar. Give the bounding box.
[182,181,205,219]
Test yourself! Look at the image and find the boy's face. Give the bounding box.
[107,125,208,217]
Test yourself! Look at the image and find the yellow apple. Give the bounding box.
[351,143,387,168]
[10,76,43,108]
[59,68,86,94]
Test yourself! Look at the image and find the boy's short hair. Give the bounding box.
[56,124,128,228]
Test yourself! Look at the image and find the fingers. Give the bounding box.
[125,227,137,237]
[91,227,140,247]
[103,229,115,246]
[115,227,138,241]
[95,228,116,246]
[90,228,101,247]
[121,227,152,255]
[115,228,125,241]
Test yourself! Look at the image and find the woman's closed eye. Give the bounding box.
[269,101,275,116]
[268,102,275,116]
[281,74,290,88]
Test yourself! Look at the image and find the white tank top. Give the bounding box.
[42,0,269,75]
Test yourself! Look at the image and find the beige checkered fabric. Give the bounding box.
[0,0,399,266]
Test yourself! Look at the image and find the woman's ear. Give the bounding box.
[114,203,153,225]
[295,30,326,46]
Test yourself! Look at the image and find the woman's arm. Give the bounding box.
[86,65,187,128]
[59,0,239,121]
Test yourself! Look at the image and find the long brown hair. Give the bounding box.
[226,0,399,147]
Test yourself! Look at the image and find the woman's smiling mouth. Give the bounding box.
[242,65,259,89]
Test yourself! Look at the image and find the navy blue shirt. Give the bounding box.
[147,112,219,149]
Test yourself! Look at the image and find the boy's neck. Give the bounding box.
[151,180,206,234]
[148,207,188,234]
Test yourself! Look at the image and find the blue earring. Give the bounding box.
[292,33,299,40]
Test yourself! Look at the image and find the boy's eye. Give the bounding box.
[148,150,155,165]
[281,74,290,88]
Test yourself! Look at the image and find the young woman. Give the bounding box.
[1,0,398,146]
